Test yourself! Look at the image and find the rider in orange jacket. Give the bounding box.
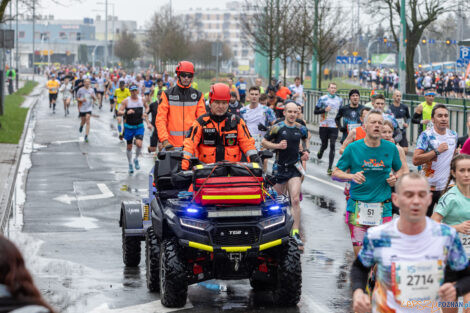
[182,83,259,170]
[155,61,206,148]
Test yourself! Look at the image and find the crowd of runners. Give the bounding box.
[35,61,470,312]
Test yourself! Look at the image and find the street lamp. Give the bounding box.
[97,1,115,67]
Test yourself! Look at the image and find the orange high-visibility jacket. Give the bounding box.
[182,113,257,170]
[155,82,206,147]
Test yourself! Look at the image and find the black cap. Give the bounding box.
[349,89,360,98]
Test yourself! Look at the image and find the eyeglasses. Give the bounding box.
[180,73,193,79]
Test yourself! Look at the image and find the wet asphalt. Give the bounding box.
[7,91,366,313]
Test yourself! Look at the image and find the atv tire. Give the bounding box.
[122,226,141,267]
[160,238,188,308]
[273,238,302,306]
[145,227,160,292]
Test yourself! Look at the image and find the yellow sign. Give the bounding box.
[352,51,358,57]
[343,50,348,56]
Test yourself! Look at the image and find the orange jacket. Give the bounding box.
[155,82,206,147]
[182,113,257,170]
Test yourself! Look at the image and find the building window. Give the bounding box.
[59,32,67,39]
[19,31,25,38]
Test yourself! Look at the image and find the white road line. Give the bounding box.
[53,183,114,204]
[89,300,193,313]
[305,173,343,190]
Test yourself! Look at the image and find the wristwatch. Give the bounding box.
[433,149,440,156]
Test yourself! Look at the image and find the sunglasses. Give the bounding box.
[180,73,193,79]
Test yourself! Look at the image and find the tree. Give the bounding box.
[78,44,88,64]
[114,30,141,68]
[276,0,296,84]
[292,0,315,83]
[365,0,462,94]
[242,0,282,81]
[310,0,347,89]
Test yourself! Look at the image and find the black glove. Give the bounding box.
[249,154,261,164]
[257,123,268,132]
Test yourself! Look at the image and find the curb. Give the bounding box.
[0,82,44,234]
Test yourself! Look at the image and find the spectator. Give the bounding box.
[0,235,55,313]
[290,77,306,108]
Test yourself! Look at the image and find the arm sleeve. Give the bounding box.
[155,92,170,142]
[412,111,422,124]
[335,107,343,128]
[350,257,372,292]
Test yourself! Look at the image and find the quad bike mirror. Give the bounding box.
[259,150,273,161]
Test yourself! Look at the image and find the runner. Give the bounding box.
[59,77,73,116]
[118,85,152,173]
[236,77,247,104]
[389,90,411,154]
[95,72,106,109]
[46,74,60,114]
[114,81,131,140]
[107,77,118,112]
[143,74,154,103]
[315,82,342,175]
[262,102,310,246]
[381,120,410,175]
[332,109,403,256]
[413,104,457,216]
[76,79,96,143]
[412,89,437,137]
[339,107,371,155]
[147,90,162,153]
[335,89,364,144]
[240,86,276,171]
[352,172,470,313]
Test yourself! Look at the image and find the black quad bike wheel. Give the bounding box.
[160,238,188,308]
[145,227,160,291]
[273,238,302,306]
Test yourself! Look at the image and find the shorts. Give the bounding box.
[96,91,104,95]
[49,93,58,102]
[110,98,115,105]
[273,165,302,185]
[397,131,409,147]
[79,111,91,117]
[124,126,145,144]
[345,211,393,246]
[150,130,158,147]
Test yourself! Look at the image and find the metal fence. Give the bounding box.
[304,90,469,146]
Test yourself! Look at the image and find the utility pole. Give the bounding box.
[311,0,318,89]
[32,0,35,80]
[398,0,406,94]
[104,0,108,67]
[274,0,280,79]
[9,1,12,68]
[15,0,19,89]
[111,4,115,66]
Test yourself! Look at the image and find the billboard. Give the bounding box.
[371,53,396,66]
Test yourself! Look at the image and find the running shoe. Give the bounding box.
[317,150,323,160]
[292,233,304,246]
[134,159,140,170]
[84,135,88,143]
[110,107,113,112]
[327,168,333,176]
[128,163,134,174]
[119,133,124,141]
[53,108,56,114]
[79,125,83,133]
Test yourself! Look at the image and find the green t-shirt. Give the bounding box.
[435,186,470,225]
[336,139,402,215]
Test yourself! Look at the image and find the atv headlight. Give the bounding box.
[259,214,285,229]
[180,217,209,231]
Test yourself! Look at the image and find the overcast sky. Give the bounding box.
[35,0,237,28]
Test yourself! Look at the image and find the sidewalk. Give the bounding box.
[0,77,44,233]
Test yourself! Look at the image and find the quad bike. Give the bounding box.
[119,149,301,308]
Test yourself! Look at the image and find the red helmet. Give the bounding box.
[175,61,195,75]
[209,83,231,103]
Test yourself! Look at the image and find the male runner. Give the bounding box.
[118,85,152,173]
[114,81,131,140]
[46,74,60,114]
[76,79,96,143]
[335,89,364,143]
[59,77,73,116]
[315,82,342,175]
[262,102,309,246]
[95,72,106,109]
[352,173,470,313]
[389,90,411,154]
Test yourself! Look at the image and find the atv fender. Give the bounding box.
[150,197,164,239]
[120,201,144,237]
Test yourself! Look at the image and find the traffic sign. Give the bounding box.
[336,56,363,64]
[460,46,470,59]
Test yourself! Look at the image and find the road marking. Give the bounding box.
[89,300,193,313]
[300,295,334,313]
[305,173,343,190]
[51,139,81,144]
[53,183,114,204]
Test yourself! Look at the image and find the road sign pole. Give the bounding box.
[311,0,318,89]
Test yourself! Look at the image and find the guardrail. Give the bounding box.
[304,90,469,146]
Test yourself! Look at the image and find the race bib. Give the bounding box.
[295,161,306,177]
[51,88,57,93]
[396,118,405,129]
[355,201,383,226]
[347,123,361,132]
[145,88,150,93]
[392,260,443,303]
[326,108,338,119]
[459,233,470,255]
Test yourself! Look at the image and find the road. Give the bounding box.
[6,89,375,313]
